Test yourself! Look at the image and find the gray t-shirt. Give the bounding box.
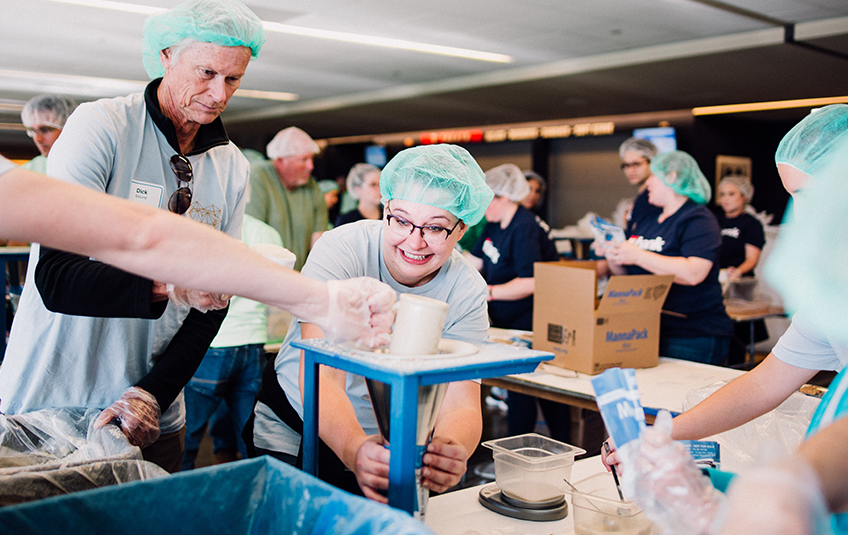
[253,219,489,454]
[772,311,848,371]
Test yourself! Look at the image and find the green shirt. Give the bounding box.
[246,160,328,271]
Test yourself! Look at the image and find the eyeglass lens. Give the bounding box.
[621,160,648,170]
[168,154,193,215]
[25,126,58,138]
[386,213,458,244]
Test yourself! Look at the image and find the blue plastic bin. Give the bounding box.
[0,456,434,535]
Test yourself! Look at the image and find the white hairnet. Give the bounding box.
[142,0,265,79]
[266,127,320,160]
[21,94,77,128]
[380,144,493,226]
[619,137,659,161]
[485,164,530,202]
[719,175,754,203]
[346,163,381,200]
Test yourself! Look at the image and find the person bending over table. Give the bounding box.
[599,150,732,365]
[246,144,494,503]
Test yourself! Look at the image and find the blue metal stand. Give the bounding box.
[293,338,553,515]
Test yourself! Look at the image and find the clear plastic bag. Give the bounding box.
[0,407,167,505]
[683,381,821,472]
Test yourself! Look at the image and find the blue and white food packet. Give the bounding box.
[680,440,721,468]
[591,367,646,450]
[589,214,626,244]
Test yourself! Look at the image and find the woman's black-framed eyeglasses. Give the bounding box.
[385,204,460,245]
[168,154,193,215]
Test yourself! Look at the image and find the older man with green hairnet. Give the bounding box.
[0,0,265,473]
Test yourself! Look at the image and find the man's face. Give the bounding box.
[273,153,315,190]
[620,150,652,187]
[25,115,62,157]
[160,41,251,127]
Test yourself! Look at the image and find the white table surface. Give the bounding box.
[487,328,746,415]
[426,455,608,535]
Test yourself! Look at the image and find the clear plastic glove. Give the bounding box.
[625,410,724,535]
[715,456,830,535]
[94,387,161,449]
[165,283,230,312]
[320,277,396,349]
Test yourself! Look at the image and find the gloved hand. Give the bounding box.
[94,387,161,448]
[319,277,396,349]
[165,283,230,312]
[625,410,724,535]
[715,455,829,535]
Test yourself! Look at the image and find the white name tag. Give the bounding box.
[130,180,164,208]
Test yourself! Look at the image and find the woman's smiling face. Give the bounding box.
[382,199,465,287]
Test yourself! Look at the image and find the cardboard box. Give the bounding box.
[532,261,673,375]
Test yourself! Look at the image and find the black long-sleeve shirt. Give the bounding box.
[36,246,227,412]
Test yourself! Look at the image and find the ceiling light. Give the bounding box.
[261,21,513,63]
[235,89,298,101]
[692,96,848,115]
[42,0,513,63]
[44,0,161,14]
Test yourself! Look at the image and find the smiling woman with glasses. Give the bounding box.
[248,143,495,503]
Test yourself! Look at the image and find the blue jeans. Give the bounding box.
[182,343,264,470]
[660,336,730,366]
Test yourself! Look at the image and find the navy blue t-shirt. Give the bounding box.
[626,200,732,339]
[625,189,661,236]
[472,206,560,330]
[716,212,765,270]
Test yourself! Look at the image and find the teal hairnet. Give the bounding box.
[318,179,340,195]
[774,104,848,177]
[142,0,265,79]
[765,134,848,343]
[651,150,711,204]
[380,144,493,226]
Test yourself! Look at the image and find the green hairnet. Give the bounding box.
[380,144,493,226]
[774,104,848,177]
[765,134,848,343]
[318,179,340,195]
[651,150,711,205]
[142,0,265,79]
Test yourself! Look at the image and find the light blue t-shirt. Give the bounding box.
[773,311,848,372]
[253,219,489,454]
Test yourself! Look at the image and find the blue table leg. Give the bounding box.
[302,350,319,476]
[388,375,419,513]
